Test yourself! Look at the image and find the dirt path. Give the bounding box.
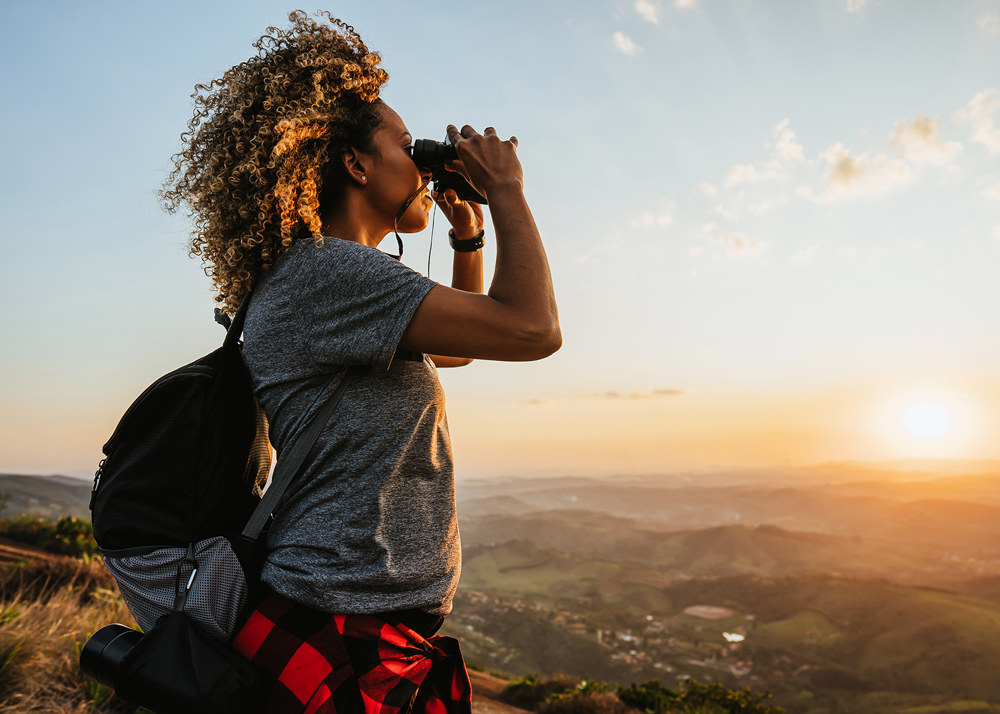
[0,536,66,565]
[469,671,532,714]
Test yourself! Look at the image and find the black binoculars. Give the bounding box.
[79,623,143,688]
[409,139,487,205]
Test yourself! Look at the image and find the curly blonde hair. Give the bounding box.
[161,11,389,314]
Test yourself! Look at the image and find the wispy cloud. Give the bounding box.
[697,182,718,196]
[714,204,736,220]
[798,142,912,203]
[791,244,819,264]
[771,119,805,163]
[724,119,803,186]
[635,0,660,24]
[629,198,674,229]
[675,0,699,8]
[585,388,684,400]
[725,162,780,186]
[890,114,962,165]
[613,31,641,56]
[717,232,765,259]
[846,0,868,12]
[978,13,1000,35]
[983,183,1000,201]
[956,89,1000,153]
[631,212,673,228]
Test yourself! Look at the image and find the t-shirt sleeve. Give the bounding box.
[305,241,436,370]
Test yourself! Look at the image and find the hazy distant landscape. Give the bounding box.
[5,462,1000,713]
[440,462,1000,713]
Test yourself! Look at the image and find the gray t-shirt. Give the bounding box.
[242,238,460,615]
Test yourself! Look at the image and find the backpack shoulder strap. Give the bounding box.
[240,365,361,542]
[222,291,253,349]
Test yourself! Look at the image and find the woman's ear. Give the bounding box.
[341,149,369,187]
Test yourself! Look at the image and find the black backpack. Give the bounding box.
[84,293,358,713]
[89,295,270,639]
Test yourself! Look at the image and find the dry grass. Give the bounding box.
[0,555,141,713]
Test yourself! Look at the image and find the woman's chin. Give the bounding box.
[397,211,432,234]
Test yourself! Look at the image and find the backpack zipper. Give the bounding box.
[89,458,106,511]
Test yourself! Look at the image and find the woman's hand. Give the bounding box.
[444,125,523,202]
[433,188,484,240]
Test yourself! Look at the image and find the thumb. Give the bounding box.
[446,189,460,205]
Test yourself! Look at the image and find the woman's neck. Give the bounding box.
[320,192,390,248]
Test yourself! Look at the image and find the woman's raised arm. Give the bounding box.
[398,125,561,362]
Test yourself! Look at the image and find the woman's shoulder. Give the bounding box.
[260,236,428,303]
[278,237,408,277]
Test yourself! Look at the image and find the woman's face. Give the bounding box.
[365,104,433,233]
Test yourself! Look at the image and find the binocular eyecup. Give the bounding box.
[79,623,143,689]
[409,139,487,205]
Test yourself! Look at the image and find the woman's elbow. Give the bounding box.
[521,322,562,360]
[543,325,563,357]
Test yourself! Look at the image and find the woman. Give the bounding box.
[162,11,559,714]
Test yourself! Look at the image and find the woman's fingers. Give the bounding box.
[433,188,483,236]
[446,122,524,198]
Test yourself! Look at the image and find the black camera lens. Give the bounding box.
[80,623,143,688]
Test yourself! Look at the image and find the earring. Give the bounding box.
[361,176,367,182]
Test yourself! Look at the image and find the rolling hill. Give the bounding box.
[447,539,1000,713]
[459,510,1000,587]
[0,474,93,519]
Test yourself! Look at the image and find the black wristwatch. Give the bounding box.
[449,228,485,252]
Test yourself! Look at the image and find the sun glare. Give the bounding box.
[870,385,989,460]
[901,403,953,440]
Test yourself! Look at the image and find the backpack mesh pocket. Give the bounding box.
[102,536,249,642]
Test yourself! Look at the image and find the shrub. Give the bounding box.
[539,692,632,714]
[504,676,785,714]
[0,515,99,559]
[618,678,784,714]
[617,679,683,713]
[501,674,581,710]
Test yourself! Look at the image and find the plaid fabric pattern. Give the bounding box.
[232,589,472,714]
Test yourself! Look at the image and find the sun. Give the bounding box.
[901,403,953,440]
[871,386,985,459]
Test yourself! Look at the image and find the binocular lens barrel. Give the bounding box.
[409,137,487,204]
[410,139,458,169]
[80,623,143,688]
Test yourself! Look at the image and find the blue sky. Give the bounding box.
[2,0,1000,477]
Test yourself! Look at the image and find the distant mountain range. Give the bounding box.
[456,467,1000,554]
[459,512,1000,588]
[0,474,92,520]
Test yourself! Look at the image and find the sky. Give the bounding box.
[2,0,1000,479]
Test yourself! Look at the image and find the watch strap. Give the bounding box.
[449,228,485,252]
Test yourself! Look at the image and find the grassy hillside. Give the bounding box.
[447,540,1000,713]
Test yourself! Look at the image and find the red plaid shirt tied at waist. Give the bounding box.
[233,589,472,714]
